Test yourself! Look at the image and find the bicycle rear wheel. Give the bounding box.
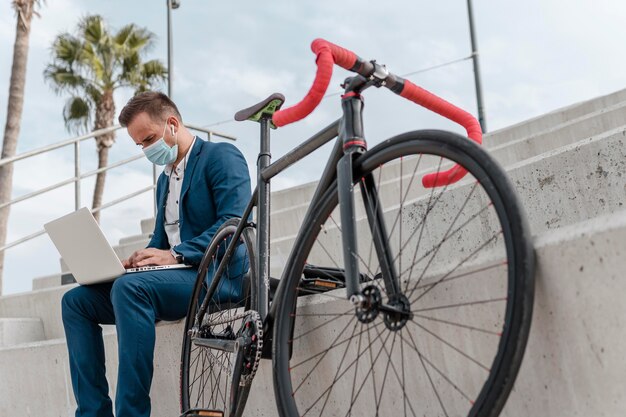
[180,218,259,416]
[273,130,534,417]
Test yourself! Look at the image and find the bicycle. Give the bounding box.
[179,39,535,417]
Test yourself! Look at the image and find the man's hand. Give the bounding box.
[122,248,177,268]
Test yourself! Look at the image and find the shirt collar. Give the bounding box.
[164,136,196,177]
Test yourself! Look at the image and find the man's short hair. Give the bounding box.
[118,91,183,127]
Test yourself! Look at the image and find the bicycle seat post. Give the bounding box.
[256,116,272,320]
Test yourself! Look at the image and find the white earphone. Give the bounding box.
[170,125,175,136]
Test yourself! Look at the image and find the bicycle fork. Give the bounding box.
[337,78,412,327]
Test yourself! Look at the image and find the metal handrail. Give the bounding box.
[0,123,237,255]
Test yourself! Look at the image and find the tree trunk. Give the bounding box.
[91,90,115,223]
[0,0,36,295]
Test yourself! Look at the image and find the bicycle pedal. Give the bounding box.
[180,409,224,417]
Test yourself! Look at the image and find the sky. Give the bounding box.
[0,0,625,294]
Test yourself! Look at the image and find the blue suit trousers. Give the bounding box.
[61,248,247,417]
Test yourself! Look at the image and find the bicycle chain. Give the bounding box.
[237,310,263,386]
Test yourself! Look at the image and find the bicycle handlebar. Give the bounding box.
[272,38,483,187]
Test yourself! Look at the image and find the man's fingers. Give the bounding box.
[133,249,155,263]
[135,256,158,267]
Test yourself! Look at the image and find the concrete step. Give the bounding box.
[31,273,63,291]
[266,127,626,272]
[0,285,74,340]
[488,100,626,163]
[0,318,45,348]
[141,217,155,235]
[1,210,625,416]
[486,87,626,145]
[269,104,626,213]
[118,233,152,246]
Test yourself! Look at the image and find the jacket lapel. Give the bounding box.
[180,137,203,205]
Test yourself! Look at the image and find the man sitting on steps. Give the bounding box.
[61,91,251,417]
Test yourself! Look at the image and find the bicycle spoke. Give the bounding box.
[297,323,389,414]
[404,327,449,417]
[409,231,502,303]
[413,297,507,313]
[412,260,506,291]
[293,315,357,394]
[413,313,502,336]
[405,182,478,292]
[365,166,384,275]
[369,322,419,416]
[344,327,393,414]
[291,320,383,372]
[385,154,423,245]
[291,307,355,342]
[402,327,475,405]
[304,319,360,416]
[412,319,490,371]
[349,323,365,416]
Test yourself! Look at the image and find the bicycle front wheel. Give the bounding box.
[273,130,535,417]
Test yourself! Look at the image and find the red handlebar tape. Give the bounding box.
[398,80,483,187]
[272,39,357,127]
[272,38,484,188]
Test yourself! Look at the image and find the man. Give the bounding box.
[61,91,251,417]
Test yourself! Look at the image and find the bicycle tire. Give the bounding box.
[273,130,535,417]
[180,218,258,416]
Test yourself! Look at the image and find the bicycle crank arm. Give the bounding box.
[193,337,238,353]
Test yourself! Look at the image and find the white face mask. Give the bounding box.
[142,123,178,165]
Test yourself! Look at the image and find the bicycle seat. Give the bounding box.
[234,93,285,123]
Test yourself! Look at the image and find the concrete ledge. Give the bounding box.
[486,87,626,145]
[0,318,45,348]
[0,285,75,340]
[31,274,62,291]
[141,218,156,235]
[118,233,152,246]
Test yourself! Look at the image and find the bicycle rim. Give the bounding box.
[273,130,534,417]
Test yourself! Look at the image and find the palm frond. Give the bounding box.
[43,64,87,94]
[79,15,105,46]
[63,96,93,135]
[113,24,137,48]
[50,33,82,66]
[142,59,168,82]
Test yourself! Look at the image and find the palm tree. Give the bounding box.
[0,0,43,295]
[45,14,166,223]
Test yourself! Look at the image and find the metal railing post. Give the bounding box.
[74,141,81,210]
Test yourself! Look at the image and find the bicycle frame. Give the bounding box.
[196,78,405,342]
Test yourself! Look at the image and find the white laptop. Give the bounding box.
[44,207,192,285]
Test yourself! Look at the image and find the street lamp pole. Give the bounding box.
[467,0,487,133]
[166,0,180,99]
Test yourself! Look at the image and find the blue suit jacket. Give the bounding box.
[147,138,251,265]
